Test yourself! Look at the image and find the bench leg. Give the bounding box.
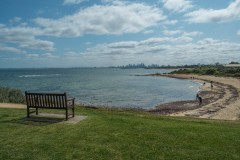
[72,107,75,117]
[36,108,38,115]
[66,109,68,120]
[27,107,30,118]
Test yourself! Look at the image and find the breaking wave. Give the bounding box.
[19,74,61,78]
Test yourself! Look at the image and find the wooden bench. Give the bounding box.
[25,92,75,120]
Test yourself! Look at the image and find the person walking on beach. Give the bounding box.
[210,81,213,90]
[198,96,202,105]
[196,93,202,105]
[196,93,200,100]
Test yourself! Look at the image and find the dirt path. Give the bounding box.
[0,103,26,109]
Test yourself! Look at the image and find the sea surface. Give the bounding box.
[0,68,200,109]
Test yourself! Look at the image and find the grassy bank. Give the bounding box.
[0,107,240,160]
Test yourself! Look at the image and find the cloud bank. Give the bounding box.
[35,2,166,37]
[0,25,55,52]
[63,0,86,5]
[185,0,240,23]
[162,0,193,13]
[63,33,240,66]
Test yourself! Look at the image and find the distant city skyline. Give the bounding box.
[0,0,240,68]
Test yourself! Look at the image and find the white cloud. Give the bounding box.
[36,9,45,15]
[42,53,58,58]
[0,26,41,42]
[0,44,24,54]
[108,41,138,49]
[25,53,57,59]
[143,30,154,34]
[9,17,22,23]
[163,30,182,36]
[19,39,55,51]
[163,20,178,25]
[77,36,194,61]
[64,51,80,57]
[182,31,202,37]
[139,36,193,46]
[0,26,55,52]
[162,0,193,13]
[63,0,86,5]
[25,54,39,58]
[197,38,220,45]
[85,42,92,45]
[237,30,240,36]
[163,30,202,37]
[185,0,240,23]
[35,2,166,37]
[71,36,240,66]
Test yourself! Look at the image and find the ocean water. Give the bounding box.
[0,68,200,109]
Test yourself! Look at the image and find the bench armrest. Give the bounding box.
[67,98,75,107]
[67,98,75,101]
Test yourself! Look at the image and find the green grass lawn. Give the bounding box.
[0,107,240,160]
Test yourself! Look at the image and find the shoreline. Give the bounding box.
[148,74,240,120]
[1,74,239,120]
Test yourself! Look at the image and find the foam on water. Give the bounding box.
[19,74,61,78]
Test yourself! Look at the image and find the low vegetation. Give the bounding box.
[170,65,240,77]
[0,107,240,159]
[0,87,25,103]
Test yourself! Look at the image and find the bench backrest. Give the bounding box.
[25,92,67,109]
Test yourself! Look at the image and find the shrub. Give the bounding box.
[0,87,25,104]
[205,68,217,75]
[169,66,240,77]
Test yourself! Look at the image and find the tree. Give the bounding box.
[229,61,239,64]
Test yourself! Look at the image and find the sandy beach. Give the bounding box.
[149,74,240,120]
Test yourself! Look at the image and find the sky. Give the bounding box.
[0,0,240,68]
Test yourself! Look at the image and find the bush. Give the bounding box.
[0,87,25,103]
[205,68,217,75]
[169,66,240,77]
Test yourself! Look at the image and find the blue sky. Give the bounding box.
[0,0,240,68]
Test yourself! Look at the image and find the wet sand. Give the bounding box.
[148,74,240,120]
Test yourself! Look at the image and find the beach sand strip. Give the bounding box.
[149,74,240,120]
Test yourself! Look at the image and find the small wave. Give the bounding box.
[189,86,194,88]
[19,74,61,78]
